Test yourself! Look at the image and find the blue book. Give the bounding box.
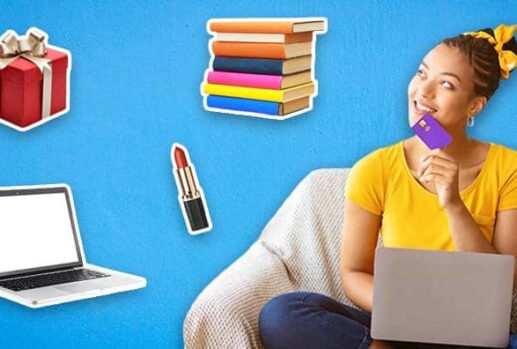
[206,95,310,116]
[212,56,311,76]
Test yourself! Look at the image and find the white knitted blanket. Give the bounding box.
[184,168,517,348]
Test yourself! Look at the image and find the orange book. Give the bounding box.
[209,19,326,34]
[212,41,312,59]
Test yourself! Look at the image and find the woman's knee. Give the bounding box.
[259,292,372,349]
[259,292,318,345]
[260,293,297,333]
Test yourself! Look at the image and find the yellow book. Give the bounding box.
[203,82,315,103]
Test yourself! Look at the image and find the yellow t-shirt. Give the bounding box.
[344,141,517,251]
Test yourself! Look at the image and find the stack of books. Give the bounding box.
[201,18,327,120]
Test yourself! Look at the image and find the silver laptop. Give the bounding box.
[371,247,514,348]
[0,184,146,308]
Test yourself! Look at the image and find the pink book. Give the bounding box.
[207,71,282,89]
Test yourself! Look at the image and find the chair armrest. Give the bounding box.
[184,242,294,349]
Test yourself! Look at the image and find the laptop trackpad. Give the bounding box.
[56,279,107,294]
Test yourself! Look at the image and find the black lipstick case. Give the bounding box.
[184,197,209,231]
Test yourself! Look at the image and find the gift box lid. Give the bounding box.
[1,47,69,84]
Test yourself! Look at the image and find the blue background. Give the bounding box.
[0,0,516,347]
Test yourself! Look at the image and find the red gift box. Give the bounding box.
[0,28,71,131]
[0,47,69,129]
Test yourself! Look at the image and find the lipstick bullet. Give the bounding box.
[171,143,212,234]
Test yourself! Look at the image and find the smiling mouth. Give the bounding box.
[414,101,438,114]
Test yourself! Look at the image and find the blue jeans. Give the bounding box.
[259,292,517,349]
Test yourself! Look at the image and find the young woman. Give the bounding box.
[258,24,517,349]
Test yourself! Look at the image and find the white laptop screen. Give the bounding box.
[0,190,81,277]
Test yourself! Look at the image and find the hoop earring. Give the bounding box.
[467,116,475,127]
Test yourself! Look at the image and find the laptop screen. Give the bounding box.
[0,188,82,278]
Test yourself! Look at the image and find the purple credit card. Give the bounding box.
[411,113,452,149]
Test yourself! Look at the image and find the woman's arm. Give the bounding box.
[418,148,517,288]
[444,202,497,253]
[492,209,517,290]
[418,149,497,252]
[340,199,381,312]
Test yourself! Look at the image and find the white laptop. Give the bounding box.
[0,184,146,308]
[371,247,514,348]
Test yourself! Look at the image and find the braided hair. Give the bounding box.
[441,28,517,100]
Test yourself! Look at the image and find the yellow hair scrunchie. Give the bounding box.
[464,24,517,79]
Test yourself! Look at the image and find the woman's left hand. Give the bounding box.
[417,149,462,209]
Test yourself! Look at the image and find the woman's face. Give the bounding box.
[407,43,480,130]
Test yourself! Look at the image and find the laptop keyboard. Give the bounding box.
[0,269,110,291]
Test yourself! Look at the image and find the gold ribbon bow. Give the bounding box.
[464,24,517,79]
[0,28,53,119]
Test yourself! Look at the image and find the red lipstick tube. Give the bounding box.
[171,143,212,234]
